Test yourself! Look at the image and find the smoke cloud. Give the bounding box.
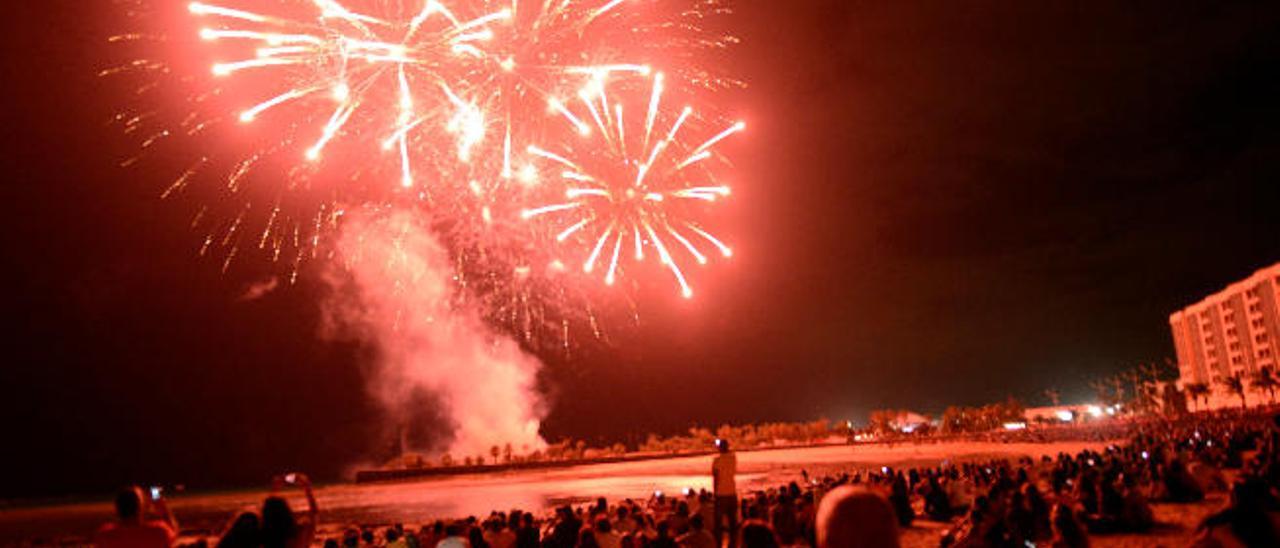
[321,208,545,461]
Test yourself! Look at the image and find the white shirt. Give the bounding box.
[438,536,470,548]
[712,452,737,495]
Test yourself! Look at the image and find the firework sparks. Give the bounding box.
[521,73,740,298]
[189,0,515,186]
[108,0,743,345]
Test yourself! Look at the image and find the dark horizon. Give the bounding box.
[4,1,1280,499]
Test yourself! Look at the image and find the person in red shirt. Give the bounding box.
[94,485,178,547]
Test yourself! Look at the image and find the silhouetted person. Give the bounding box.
[676,514,715,548]
[216,512,261,548]
[815,486,900,548]
[651,520,679,548]
[712,439,739,548]
[739,521,779,548]
[94,485,178,548]
[438,522,470,548]
[578,528,601,548]
[1050,503,1089,548]
[261,473,318,548]
[515,513,540,548]
[471,526,491,548]
[594,518,621,548]
[887,475,913,527]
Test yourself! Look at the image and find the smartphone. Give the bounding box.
[284,473,298,484]
[683,487,693,496]
[654,490,663,498]
[149,486,163,500]
[881,466,889,474]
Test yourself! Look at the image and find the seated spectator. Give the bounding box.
[739,521,779,548]
[815,486,900,548]
[261,473,318,548]
[650,520,679,548]
[676,514,716,548]
[488,517,517,548]
[1188,461,1228,493]
[421,521,445,548]
[470,525,491,548]
[1023,484,1052,541]
[577,528,600,548]
[1119,475,1153,532]
[1193,478,1280,548]
[887,475,914,527]
[594,518,620,548]
[516,514,540,548]
[438,522,470,548]
[769,493,800,545]
[216,511,260,548]
[923,476,952,521]
[1163,459,1206,503]
[343,527,362,548]
[1050,503,1088,548]
[94,486,179,548]
[387,527,410,548]
[549,506,583,548]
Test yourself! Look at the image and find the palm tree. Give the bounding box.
[1185,382,1210,412]
[1217,372,1247,410]
[1249,366,1278,405]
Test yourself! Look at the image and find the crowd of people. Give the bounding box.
[95,411,1280,548]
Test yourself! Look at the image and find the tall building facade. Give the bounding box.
[1170,262,1280,408]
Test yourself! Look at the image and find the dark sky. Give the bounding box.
[4,1,1280,499]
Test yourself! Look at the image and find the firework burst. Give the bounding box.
[107,0,744,346]
[520,72,741,298]
[188,0,516,188]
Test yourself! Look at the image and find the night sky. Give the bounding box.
[4,1,1280,499]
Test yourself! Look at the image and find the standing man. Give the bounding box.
[711,439,738,548]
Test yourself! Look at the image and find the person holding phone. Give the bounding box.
[93,485,178,547]
[261,472,319,548]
